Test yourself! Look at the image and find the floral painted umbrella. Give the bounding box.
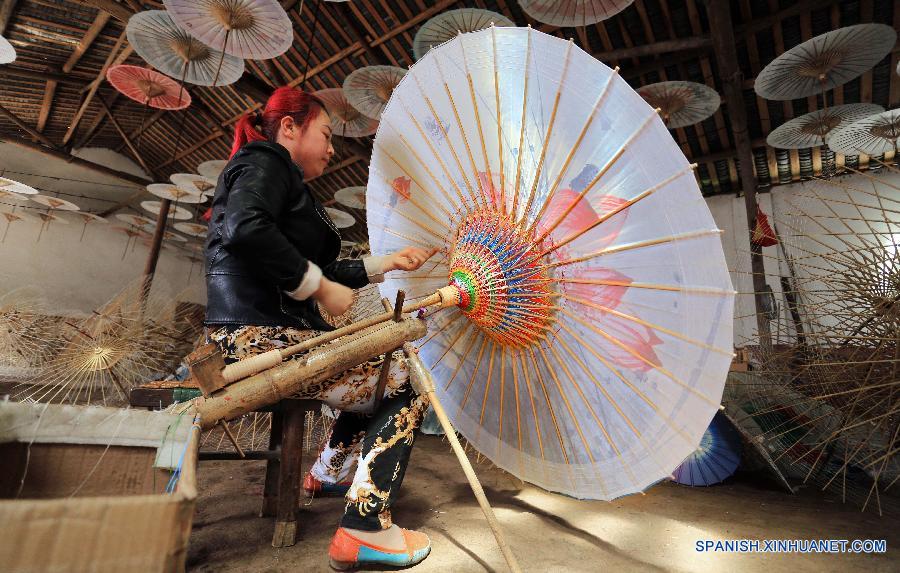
[367,26,735,501]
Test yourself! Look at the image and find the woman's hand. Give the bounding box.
[387,247,439,272]
[313,277,354,316]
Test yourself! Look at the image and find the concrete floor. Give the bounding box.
[187,435,898,573]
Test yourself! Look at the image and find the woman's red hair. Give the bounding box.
[230,86,326,158]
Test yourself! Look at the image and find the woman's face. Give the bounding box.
[277,107,335,179]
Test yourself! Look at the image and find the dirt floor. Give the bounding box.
[187,435,899,573]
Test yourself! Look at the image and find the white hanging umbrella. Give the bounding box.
[147,183,206,204]
[827,109,900,156]
[766,103,884,149]
[163,0,293,61]
[324,206,356,228]
[636,81,721,129]
[313,88,379,138]
[141,200,193,220]
[413,8,513,61]
[517,0,635,27]
[0,177,39,195]
[0,34,16,65]
[174,222,208,237]
[170,174,217,197]
[127,10,245,87]
[367,26,734,501]
[29,194,81,211]
[197,160,228,180]
[343,66,407,120]
[334,185,367,210]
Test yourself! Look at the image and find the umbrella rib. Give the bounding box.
[511,347,523,463]
[441,326,481,390]
[491,26,506,215]
[536,343,594,465]
[370,198,445,242]
[420,312,464,349]
[527,345,570,465]
[515,348,546,463]
[511,27,533,219]
[496,345,506,460]
[384,227,439,251]
[518,39,575,228]
[548,229,724,269]
[430,319,474,369]
[479,340,498,426]
[560,308,721,409]
[558,278,733,296]
[388,129,463,215]
[560,293,733,356]
[375,173,452,233]
[450,34,491,206]
[526,66,620,237]
[458,335,490,414]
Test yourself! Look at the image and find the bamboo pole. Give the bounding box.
[403,343,522,573]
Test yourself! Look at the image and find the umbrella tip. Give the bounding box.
[612,66,620,74]
[718,404,725,411]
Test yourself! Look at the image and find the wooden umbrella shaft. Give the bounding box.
[403,343,522,573]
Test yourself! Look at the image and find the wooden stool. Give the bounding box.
[129,385,318,547]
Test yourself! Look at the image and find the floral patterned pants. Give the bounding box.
[208,325,430,531]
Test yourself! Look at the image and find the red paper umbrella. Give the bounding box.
[106,65,192,110]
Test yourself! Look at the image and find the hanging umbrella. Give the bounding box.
[636,81,721,129]
[141,200,193,220]
[334,185,366,210]
[164,230,188,243]
[73,212,108,242]
[517,1,635,27]
[754,24,896,101]
[36,212,70,242]
[197,160,227,180]
[147,183,206,203]
[170,173,217,197]
[343,66,407,120]
[827,109,900,157]
[325,206,356,228]
[29,194,81,211]
[671,412,741,486]
[0,177,39,195]
[163,0,293,61]
[126,10,244,87]
[413,8,514,61]
[0,34,16,65]
[115,213,157,229]
[173,222,208,237]
[1,210,36,243]
[106,65,192,110]
[766,103,884,150]
[313,88,379,138]
[367,26,735,500]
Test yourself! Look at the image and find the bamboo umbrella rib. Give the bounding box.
[560,293,733,356]
[377,172,452,232]
[535,344,595,464]
[440,325,481,386]
[549,229,724,268]
[515,347,546,462]
[511,347,524,467]
[384,227,440,250]
[458,335,490,414]
[528,68,620,235]
[527,345,570,465]
[491,27,506,215]
[420,312,464,349]
[558,278,735,296]
[512,27,533,219]
[519,39,576,227]
[478,341,498,430]
[496,345,507,459]
[385,130,461,216]
[370,198,446,241]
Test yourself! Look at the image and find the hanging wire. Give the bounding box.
[300,0,323,89]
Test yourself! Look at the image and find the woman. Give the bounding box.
[205,86,436,570]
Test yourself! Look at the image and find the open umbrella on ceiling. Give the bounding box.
[197,160,228,180]
[0,34,16,65]
[413,8,514,61]
[516,0,635,27]
[324,206,355,228]
[170,173,217,197]
[141,200,193,220]
[73,212,108,242]
[343,66,407,120]
[636,81,721,129]
[367,25,734,566]
[163,0,293,61]
[147,183,206,204]
[334,185,367,210]
[173,222,208,238]
[127,10,244,87]
[754,24,896,103]
[828,109,900,158]
[0,176,39,196]
[313,88,379,139]
[766,103,885,150]
[106,65,192,110]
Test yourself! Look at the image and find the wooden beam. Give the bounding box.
[74,92,120,149]
[98,97,154,177]
[595,36,712,63]
[70,0,133,23]
[63,29,127,145]
[0,102,58,148]
[706,0,772,349]
[0,65,89,86]
[369,0,458,48]
[157,130,225,169]
[0,0,17,36]
[36,81,55,132]
[308,155,364,182]
[0,131,151,186]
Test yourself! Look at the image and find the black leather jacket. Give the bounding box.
[204,141,368,331]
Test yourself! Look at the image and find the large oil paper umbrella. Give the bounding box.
[127,10,244,87]
[141,200,193,220]
[828,109,900,156]
[174,222,208,237]
[148,182,206,204]
[766,103,884,149]
[671,412,741,486]
[325,207,356,228]
[343,66,407,120]
[170,173,216,197]
[313,88,379,138]
[367,26,735,500]
[0,177,38,195]
[517,0,635,27]
[413,8,514,61]
[636,81,720,129]
[0,34,16,65]
[29,194,81,211]
[106,65,192,110]
[754,24,896,101]
[163,0,293,61]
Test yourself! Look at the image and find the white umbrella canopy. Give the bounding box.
[413,8,514,61]
[636,81,721,129]
[366,26,734,500]
[148,182,206,203]
[197,159,228,180]
[141,200,193,220]
[127,10,245,87]
[827,109,900,156]
[163,0,293,61]
[325,207,356,228]
[343,66,407,120]
[334,186,367,210]
[314,88,379,138]
[754,23,896,101]
[766,103,885,149]
[517,0,635,27]
[0,34,16,64]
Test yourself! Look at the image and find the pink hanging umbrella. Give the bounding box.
[106,65,192,110]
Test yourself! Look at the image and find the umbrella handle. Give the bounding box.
[403,342,523,573]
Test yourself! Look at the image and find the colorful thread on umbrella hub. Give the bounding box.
[448,210,555,348]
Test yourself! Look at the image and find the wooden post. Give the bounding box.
[705,0,773,351]
[142,199,172,297]
[272,401,304,547]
